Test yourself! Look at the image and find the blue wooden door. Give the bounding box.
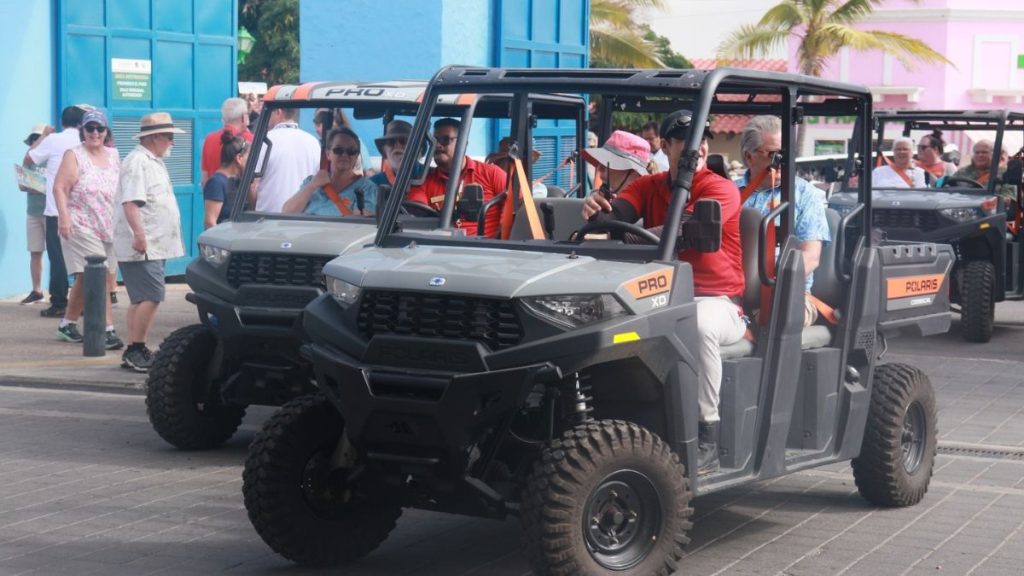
[57,0,238,275]
[495,0,589,191]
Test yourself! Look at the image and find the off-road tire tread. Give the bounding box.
[961,260,995,343]
[145,324,245,449]
[242,394,401,566]
[852,363,937,507]
[520,419,693,576]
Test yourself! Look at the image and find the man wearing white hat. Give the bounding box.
[18,124,50,305]
[112,112,186,372]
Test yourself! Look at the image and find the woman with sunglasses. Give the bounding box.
[203,131,249,228]
[50,109,124,350]
[282,127,376,216]
[915,130,957,184]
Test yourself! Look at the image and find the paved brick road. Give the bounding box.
[0,374,1022,575]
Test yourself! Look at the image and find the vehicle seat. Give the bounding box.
[545,184,567,198]
[720,207,841,359]
[720,207,762,359]
[802,208,843,349]
[707,154,729,180]
[508,197,586,241]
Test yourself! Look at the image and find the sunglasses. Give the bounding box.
[434,134,456,146]
[83,124,107,134]
[161,133,174,142]
[384,137,408,147]
[331,146,360,157]
[917,144,932,150]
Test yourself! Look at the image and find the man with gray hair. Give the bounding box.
[733,115,830,326]
[201,97,253,185]
[952,139,1014,201]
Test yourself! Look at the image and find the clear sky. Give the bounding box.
[640,0,787,60]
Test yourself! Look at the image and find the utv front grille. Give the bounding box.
[226,253,331,289]
[357,290,523,351]
[872,209,941,232]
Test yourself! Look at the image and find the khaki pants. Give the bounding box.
[696,296,748,423]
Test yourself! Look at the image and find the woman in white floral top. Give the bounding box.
[52,109,124,351]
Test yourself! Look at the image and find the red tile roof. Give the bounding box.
[690,59,790,135]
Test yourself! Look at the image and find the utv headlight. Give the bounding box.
[521,294,627,330]
[199,244,231,267]
[940,207,983,223]
[326,276,362,307]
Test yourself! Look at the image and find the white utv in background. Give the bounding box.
[146,81,585,450]
[244,67,953,574]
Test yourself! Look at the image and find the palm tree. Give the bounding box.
[717,0,952,152]
[716,0,951,76]
[590,0,666,68]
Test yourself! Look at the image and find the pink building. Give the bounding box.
[792,0,1024,155]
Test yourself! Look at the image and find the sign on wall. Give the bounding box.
[111,58,152,100]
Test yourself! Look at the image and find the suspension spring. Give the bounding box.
[573,372,593,423]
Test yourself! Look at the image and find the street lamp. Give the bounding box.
[238,27,255,65]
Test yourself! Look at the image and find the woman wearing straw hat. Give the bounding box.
[112,112,185,372]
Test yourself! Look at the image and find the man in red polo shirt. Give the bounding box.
[582,109,744,475]
[407,118,507,237]
[201,97,254,185]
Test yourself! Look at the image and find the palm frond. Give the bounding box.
[591,27,665,68]
[758,1,805,29]
[716,24,790,61]
[591,1,635,29]
[816,24,953,69]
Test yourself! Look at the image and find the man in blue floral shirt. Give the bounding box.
[734,116,830,326]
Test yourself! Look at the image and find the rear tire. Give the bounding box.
[960,260,995,343]
[243,394,401,566]
[520,420,692,576]
[852,363,937,507]
[146,324,245,449]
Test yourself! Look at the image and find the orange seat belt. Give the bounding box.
[881,157,913,187]
[381,161,396,185]
[807,293,839,326]
[499,156,545,240]
[322,182,354,216]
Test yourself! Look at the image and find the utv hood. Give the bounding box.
[322,245,673,299]
[197,219,376,257]
[830,189,992,211]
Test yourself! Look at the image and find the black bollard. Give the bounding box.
[83,255,107,357]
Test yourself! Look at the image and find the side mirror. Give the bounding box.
[679,199,722,253]
[456,183,484,223]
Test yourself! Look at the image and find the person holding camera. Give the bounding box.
[407,118,507,237]
[734,115,830,327]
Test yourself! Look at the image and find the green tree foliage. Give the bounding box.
[641,25,692,69]
[717,0,951,76]
[239,0,299,85]
[590,0,666,68]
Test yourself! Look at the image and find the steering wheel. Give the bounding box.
[942,176,984,189]
[576,220,661,244]
[400,201,440,217]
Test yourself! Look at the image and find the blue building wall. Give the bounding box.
[0,3,54,298]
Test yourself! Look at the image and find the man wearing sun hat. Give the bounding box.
[112,112,185,372]
[580,129,651,198]
[581,109,744,476]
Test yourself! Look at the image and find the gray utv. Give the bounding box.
[145,81,585,450]
[829,110,1024,342]
[243,67,954,574]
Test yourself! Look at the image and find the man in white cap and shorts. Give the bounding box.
[113,112,185,372]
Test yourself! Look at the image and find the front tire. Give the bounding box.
[520,420,693,576]
[146,324,245,449]
[243,394,402,566]
[960,260,995,343]
[852,363,937,507]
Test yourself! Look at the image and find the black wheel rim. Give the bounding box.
[902,401,926,474]
[583,470,663,570]
[300,447,355,519]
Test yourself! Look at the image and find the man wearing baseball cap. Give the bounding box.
[581,109,744,475]
[18,124,50,305]
[112,112,186,372]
